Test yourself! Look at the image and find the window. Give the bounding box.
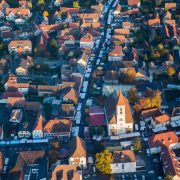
[122,164,124,169]
[120,107,123,114]
[119,118,123,121]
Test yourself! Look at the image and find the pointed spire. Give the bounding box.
[117,90,126,106]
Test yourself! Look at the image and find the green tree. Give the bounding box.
[128,88,137,104]
[164,172,173,180]
[95,149,112,174]
[122,68,136,83]
[133,137,141,152]
[166,66,175,77]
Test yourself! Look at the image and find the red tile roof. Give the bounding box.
[109,46,123,57]
[128,0,140,6]
[148,131,179,149]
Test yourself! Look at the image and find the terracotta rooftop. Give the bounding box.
[161,147,180,178]
[44,119,72,133]
[6,8,30,16]
[68,136,86,159]
[112,150,136,163]
[148,131,179,149]
[153,114,170,124]
[128,0,140,6]
[114,28,130,35]
[80,33,94,43]
[10,151,45,173]
[165,3,176,10]
[109,46,123,57]
[51,165,81,180]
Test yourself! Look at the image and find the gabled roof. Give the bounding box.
[148,131,179,149]
[68,136,86,159]
[10,151,45,173]
[44,119,72,133]
[165,3,176,10]
[111,150,136,163]
[109,46,123,57]
[51,165,81,180]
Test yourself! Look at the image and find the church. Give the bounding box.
[104,91,134,136]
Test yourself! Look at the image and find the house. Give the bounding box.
[104,91,134,137]
[108,46,123,61]
[78,13,99,23]
[68,136,86,167]
[89,107,105,126]
[148,132,180,180]
[127,0,140,7]
[111,150,136,173]
[6,8,31,21]
[32,113,45,139]
[44,119,72,141]
[8,151,47,180]
[8,40,32,54]
[80,33,94,49]
[148,15,160,27]
[160,147,180,180]
[5,75,30,94]
[148,131,180,154]
[165,3,176,10]
[9,109,23,124]
[141,108,162,122]
[63,88,79,104]
[114,29,130,36]
[51,165,82,180]
[151,114,170,129]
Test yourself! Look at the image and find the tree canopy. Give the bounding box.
[166,66,175,77]
[121,68,136,83]
[95,149,112,174]
[134,90,162,112]
[133,137,142,152]
[128,88,138,104]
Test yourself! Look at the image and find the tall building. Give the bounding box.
[104,91,134,136]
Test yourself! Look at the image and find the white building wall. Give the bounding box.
[111,162,136,173]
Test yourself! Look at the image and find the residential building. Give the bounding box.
[111,150,136,173]
[44,119,72,141]
[51,165,82,180]
[8,40,32,54]
[80,33,94,49]
[108,46,123,61]
[68,136,86,167]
